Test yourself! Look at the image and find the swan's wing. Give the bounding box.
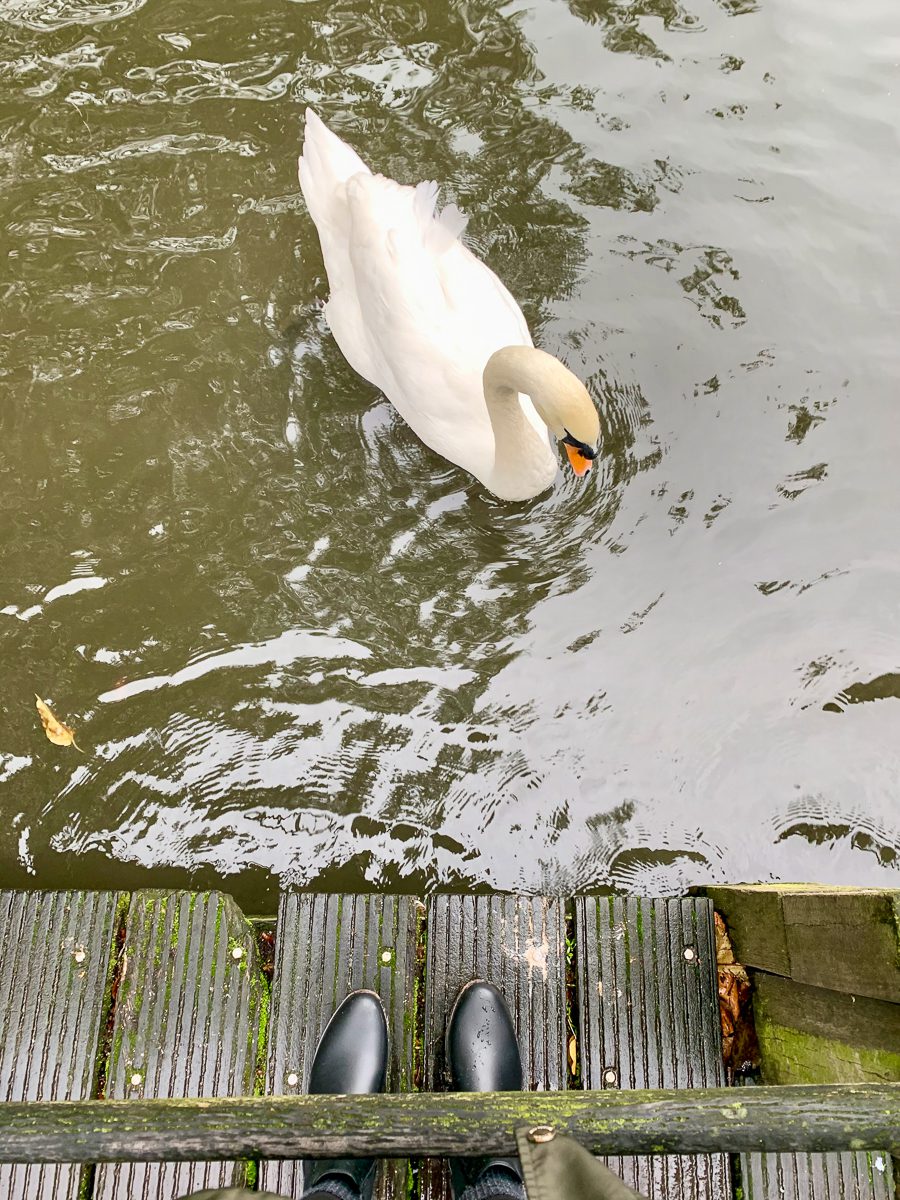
[299,111,380,381]
[339,172,542,471]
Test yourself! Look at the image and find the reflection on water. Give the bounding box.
[1,0,898,910]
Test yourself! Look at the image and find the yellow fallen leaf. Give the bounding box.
[568,1034,578,1076]
[35,694,83,752]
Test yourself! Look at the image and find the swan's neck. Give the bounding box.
[482,347,557,501]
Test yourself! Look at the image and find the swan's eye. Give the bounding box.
[562,431,596,460]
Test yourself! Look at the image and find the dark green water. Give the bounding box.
[2,0,898,912]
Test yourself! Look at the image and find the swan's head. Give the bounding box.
[546,386,601,478]
[484,345,601,479]
[529,356,600,478]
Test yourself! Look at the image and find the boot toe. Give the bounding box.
[446,980,523,1093]
[308,990,388,1095]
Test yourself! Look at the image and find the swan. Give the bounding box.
[298,110,600,501]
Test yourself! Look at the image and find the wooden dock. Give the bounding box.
[0,887,896,1200]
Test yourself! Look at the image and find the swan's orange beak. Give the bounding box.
[564,441,593,477]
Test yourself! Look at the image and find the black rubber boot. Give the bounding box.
[445,980,525,1199]
[303,990,388,1200]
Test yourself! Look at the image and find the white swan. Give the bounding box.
[299,110,600,501]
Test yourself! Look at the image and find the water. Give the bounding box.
[2,0,898,912]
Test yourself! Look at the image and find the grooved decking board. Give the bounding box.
[422,895,568,1200]
[259,893,419,1200]
[575,896,730,1199]
[94,890,265,1200]
[0,890,125,1200]
[741,1148,895,1199]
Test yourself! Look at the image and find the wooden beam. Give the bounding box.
[743,975,899,1197]
[704,886,900,1002]
[782,892,900,1002]
[704,886,791,975]
[0,1086,897,1162]
[755,975,900,1062]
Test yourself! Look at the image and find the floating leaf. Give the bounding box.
[35,694,83,752]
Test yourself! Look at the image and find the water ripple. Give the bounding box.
[1,0,147,32]
[44,132,257,174]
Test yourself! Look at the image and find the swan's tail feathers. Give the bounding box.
[413,179,469,254]
[299,109,371,228]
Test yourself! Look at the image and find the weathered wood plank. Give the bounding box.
[0,890,126,1200]
[1,1086,898,1161]
[782,892,900,1003]
[259,893,419,1200]
[94,890,265,1200]
[740,1148,895,1200]
[704,886,791,975]
[424,895,569,1091]
[422,894,568,1199]
[575,896,730,1198]
[753,974,900,1086]
[708,888,900,1197]
[705,886,900,1002]
[745,973,898,1197]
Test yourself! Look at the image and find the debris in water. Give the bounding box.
[715,911,758,1076]
[35,694,83,752]
[284,413,301,448]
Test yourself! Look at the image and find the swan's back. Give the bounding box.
[298,110,539,478]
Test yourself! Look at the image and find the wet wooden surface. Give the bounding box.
[575,896,730,1199]
[93,890,264,1200]
[421,894,569,1200]
[740,1149,895,1200]
[259,892,418,1200]
[0,890,125,1200]
[1,1085,898,1160]
[2,887,894,1200]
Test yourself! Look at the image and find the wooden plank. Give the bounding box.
[575,896,730,1199]
[94,889,265,1200]
[709,887,900,1200]
[422,894,568,1200]
[2,1085,899,1161]
[745,975,898,1200]
[0,890,125,1200]
[704,886,900,1001]
[705,885,791,975]
[259,893,419,1200]
[741,1148,895,1200]
[752,974,900,1084]
[782,892,900,1003]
